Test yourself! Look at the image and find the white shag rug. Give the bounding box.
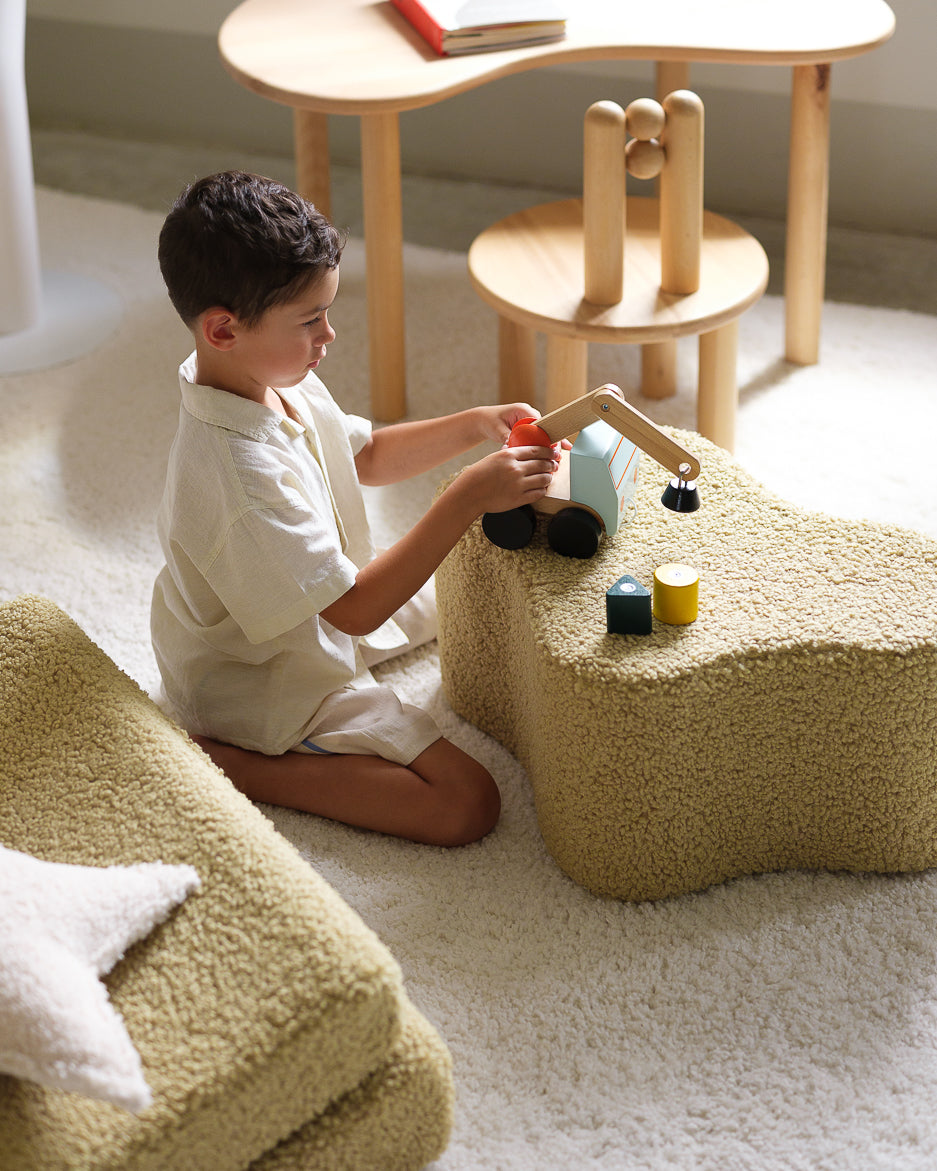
[4,188,937,1170]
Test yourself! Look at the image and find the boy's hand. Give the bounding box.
[454,444,557,518]
[476,402,542,447]
[476,402,572,454]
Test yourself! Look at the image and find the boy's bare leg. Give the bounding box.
[191,735,500,847]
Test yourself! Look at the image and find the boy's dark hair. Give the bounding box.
[158,171,345,327]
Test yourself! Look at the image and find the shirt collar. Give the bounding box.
[178,352,307,442]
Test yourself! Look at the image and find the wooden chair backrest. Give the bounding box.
[583,91,704,307]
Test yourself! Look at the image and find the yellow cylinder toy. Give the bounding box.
[653,563,699,624]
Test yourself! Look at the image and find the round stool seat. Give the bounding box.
[468,195,769,344]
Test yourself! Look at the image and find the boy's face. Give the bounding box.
[235,266,340,394]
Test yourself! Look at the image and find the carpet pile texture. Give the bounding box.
[3,188,937,1169]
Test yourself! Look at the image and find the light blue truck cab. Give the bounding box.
[569,420,641,538]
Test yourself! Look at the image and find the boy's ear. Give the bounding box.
[199,308,239,351]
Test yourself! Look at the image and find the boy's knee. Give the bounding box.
[410,740,501,846]
[461,769,501,844]
[435,766,501,847]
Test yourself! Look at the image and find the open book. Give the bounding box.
[391,0,567,57]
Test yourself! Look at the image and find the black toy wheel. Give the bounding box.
[547,507,603,559]
[482,505,537,550]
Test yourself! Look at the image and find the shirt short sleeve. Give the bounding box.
[343,412,372,457]
[204,502,359,645]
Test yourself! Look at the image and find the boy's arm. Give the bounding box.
[321,444,555,636]
[354,403,537,487]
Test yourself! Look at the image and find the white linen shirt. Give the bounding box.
[151,353,407,755]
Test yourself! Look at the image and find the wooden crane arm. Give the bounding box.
[533,383,701,482]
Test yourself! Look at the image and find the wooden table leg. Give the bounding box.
[655,60,690,101]
[292,109,331,217]
[697,318,738,452]
[785,63,831,366]
[360,111,407,421]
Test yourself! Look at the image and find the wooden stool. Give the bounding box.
[468,93,769,451]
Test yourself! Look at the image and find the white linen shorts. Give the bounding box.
[292,579,440,765]
[292,676,441,765]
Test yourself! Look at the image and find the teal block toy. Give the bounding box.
[606,574,652,635]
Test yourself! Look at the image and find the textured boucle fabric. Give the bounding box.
[253,997,454,1171]
[0,595,453,1170]
[437,430,937,901]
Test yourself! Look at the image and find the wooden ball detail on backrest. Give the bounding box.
[625,138,665,180]
[624,97,665,141]
[624,98,666,180]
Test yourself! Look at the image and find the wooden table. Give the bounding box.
[219,0,895,421]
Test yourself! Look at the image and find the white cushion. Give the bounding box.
[0,844,199,1111]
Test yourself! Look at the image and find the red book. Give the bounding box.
[391,0,566,57]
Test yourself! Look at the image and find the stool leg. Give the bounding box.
[499,317,537,405]
[641,340,678,399]
[545,335,588,414]
[361,111,406,421]
[293,110,331,218]
[785,63,831,366]
[697,320,738,452]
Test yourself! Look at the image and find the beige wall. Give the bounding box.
[23,1,937,236]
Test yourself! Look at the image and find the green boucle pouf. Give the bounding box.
[0,596,453,1170]
[437,430,937,901]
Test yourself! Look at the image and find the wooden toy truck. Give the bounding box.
[482,383,701,558]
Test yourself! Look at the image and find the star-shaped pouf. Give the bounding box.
[0,843,199,1111]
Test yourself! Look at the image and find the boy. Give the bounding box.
[151,171,557,846]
